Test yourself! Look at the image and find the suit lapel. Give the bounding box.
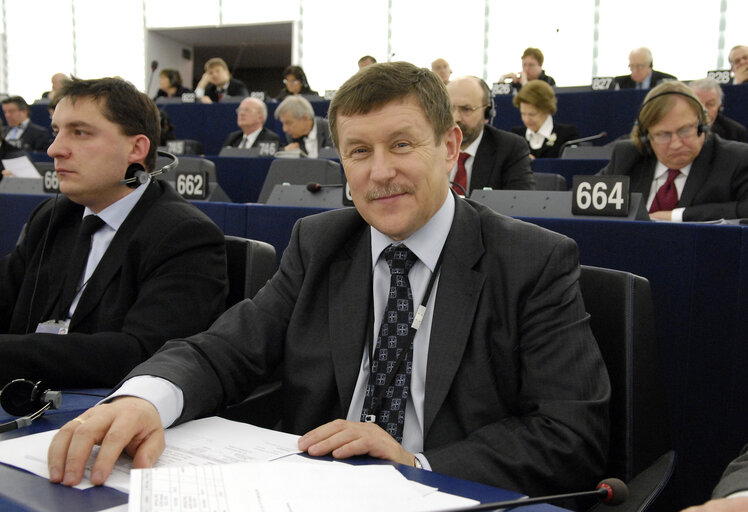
[423,199,485,437]
[70,182,161,327]
[328,224,372,413]
[679,134,714,206]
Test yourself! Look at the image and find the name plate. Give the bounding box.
[492,82,513,95]
[175,169,209,200]
[181,92,196,103]
[250,91,266,101]
[42,169,60,194]
[572,175,630,216]
[591,77,614,91]
[707,69,731,84]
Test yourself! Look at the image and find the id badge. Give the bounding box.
[35,320,70,335]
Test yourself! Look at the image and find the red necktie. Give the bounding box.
[649,168,681,213]
[452,152,469,196]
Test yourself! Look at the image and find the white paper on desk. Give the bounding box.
[129,461,478,512]
[0,417,301,493]
[1,156,41,178]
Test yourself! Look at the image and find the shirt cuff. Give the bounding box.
[105,375,184,428]
[728,490,748,498]
[415,453,432,471]
[670,207,685,222]
[194,87,205,98]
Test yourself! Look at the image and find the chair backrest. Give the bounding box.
[257,158,342,203]
[533,172,567,191]
[224,235,277,308]
[579,265,671,483]
[154,155,217,182]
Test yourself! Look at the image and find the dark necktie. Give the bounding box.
[57,215,106,319]
[452,152,469,196]
[295,136,308,154]
[361,244,418,443]
[649,168,680,213]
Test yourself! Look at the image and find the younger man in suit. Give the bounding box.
[446,75,534,194]
[600,80,748,221]
[194,57,249,104]
[222,97,281,152]
[1,96,51,152]
[0,77,228,387]
[48,62,609,498]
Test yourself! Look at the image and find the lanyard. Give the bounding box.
[363,248,445,422]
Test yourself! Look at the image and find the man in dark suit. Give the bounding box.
[446,76,534,194]
[274,95,334,158]
[222,97,281,153]
[600,81,748,221]
[614,47,676,90]
[681,444,748,511]
[1,96,51,152]
[195,57,249,104]
[0,77,228,388]
[48,62,609,497]
[690,77,747,143]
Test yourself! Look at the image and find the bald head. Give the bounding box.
[236,97,267,133]
[431,58,452,84]
[628,47,653,83]
[447,76,490,149]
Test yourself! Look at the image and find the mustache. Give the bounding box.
[365,183,414,201]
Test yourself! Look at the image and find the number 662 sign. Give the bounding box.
[572,175,631,217]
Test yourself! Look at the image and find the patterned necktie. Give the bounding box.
[241,135,250,149]
[452,152,469,196]
[57,215,106,319]
[649,168,680,213]
[361,244,418,443]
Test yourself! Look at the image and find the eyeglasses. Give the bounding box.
[283,79,300,85]
[451,104,487,115]
[648,124,699,145]
[628,64,650,71]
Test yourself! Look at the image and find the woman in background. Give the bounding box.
[511,80,578,159]
[274,65,320,100]
[155,69,193,99]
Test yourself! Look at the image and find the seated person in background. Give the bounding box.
[222,97,281,151]
[0,130,33,178]
[599,80,748,222]
[431,58,452,85]
[682,443,748,511]
[41,72,69,102]
[0,76,228,388]
[274,95,333,158]
[1,96,52,152]
[499,47,555,90]
[613,47,676,90]
[195,58,249,104]
[158,109,176,147]
[358,55,377,69]
[728,45,748,85]
[511,80,579,159]
[274,65,320,101]
[446,75,534,194]
[690,77,747,143]
[154,69,193,100]
[48,62,610,498]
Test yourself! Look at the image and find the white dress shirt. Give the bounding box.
[449,129,483,192]
[524,115,554,150]
[239,126,263,149]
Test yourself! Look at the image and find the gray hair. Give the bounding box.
[689,77,724,102]
[274,95,314,120]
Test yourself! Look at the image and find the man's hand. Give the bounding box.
[47,397,164,487]
[734,65,748,85]
[284,142,301,152]
[682,497,748,511]
[298,419,415,466]
[649,210,673,221]
[1,170,14,177]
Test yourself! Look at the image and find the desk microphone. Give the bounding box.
[558,131,608,154]
[439,478,628,511]
[306,182,344,192]
[147,60,159,96]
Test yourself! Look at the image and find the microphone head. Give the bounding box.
[597,478,628,505]
[151,60,158,71]
[306,182,321,192]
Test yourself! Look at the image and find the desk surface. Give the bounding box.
[0,391,567,512]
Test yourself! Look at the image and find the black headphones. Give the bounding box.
[0,379,61,433]
[476,77,496,123]
[635,90,710,148]
[120,150,179,188]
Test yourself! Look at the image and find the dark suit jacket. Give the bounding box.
[613,69,677,89]
[2,121,51,152]
[599,133,748,221]
[285,117,335,153]
[222,127,282,149]
[129,197,610,496]
[470,125,535,192]
[713,444,748,498]
[154,86,193,100]
[204,78,249,102]
[511,120,580,159]
[0,180,228,387]
[712,114,748,143]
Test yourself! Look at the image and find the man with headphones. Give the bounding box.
[446,75,534,195]
[0,77,229,388]
[600,80,748,221]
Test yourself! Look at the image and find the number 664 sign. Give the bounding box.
[572,175,631,216]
